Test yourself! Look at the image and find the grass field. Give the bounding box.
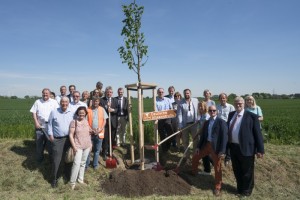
[0,139,299,199]
[0,98,300,199]
[1,98,299,145]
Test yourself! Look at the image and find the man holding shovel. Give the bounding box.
[101,86,118,161]
[177,89,199,157]
[156,88,174,153]
[190,105,228,196]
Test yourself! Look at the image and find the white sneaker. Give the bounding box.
[77,180,88,186]
[71,184,75,190]
[198,171,211,176]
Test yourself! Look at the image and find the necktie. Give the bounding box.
[118,98,122,115]
[228,114,240,143]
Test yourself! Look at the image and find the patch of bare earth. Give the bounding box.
[101,169,195,197]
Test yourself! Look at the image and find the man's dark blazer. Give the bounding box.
[100,97,118,129]
[198,117,228,154]
[114,96,129,120]
[227,110,264,156]
[67,94,73,103]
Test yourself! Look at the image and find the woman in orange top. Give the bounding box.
[86,97,108,169]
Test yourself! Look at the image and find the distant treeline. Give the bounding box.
[1,92,300,100]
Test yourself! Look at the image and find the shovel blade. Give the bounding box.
[106,157,117,169]
[152,162,164,171]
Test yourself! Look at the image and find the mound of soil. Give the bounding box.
[101,169,192,197]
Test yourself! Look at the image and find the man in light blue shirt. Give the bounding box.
[48,96,74,188]
[217,93,235,122]
[156,88,174,156]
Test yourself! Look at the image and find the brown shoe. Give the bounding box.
[213,189,221,196]
[188,170,197,176]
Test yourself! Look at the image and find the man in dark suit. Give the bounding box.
[100,86,119,160]
[227,96,264,197]
[115,87,129,146]
[67,84,76,103]
[191,105,228,196]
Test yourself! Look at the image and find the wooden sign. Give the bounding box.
[142,110,176,121]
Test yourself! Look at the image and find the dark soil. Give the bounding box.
[101,169,193,197]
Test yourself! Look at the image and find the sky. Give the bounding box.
[1,0,300,98]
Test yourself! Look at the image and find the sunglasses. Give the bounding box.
[208,110,217,112]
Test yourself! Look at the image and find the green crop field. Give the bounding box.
[0,98,299,145]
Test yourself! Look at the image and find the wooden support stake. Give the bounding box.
[138,86,144,170]
[153,88,159,163]
[127,89,134,164]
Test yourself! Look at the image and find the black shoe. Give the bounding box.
[241,191,251,196]
[51,180,58,188]
[103,155,107,161]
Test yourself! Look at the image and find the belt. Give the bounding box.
[54,135,69,139]
[187,122,194,124]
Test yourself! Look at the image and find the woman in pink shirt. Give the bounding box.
[69,106,92,190]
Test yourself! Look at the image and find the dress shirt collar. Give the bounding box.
[235,109,245,118]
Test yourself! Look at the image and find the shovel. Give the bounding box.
[144,122,197,151]
[173,142,193,174]
[106,110,117,169]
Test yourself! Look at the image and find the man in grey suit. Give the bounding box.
[227,96,264,196]
[177,89,199,156]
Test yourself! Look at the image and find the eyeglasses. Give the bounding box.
[208,110,217,112]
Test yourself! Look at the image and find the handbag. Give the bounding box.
[65,147,75,163]
[65,120,77,163]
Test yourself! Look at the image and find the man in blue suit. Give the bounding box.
[191,105,228,196]
[227,96,264,197]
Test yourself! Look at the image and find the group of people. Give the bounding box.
[30,82,129,189]
[30,82,265,196]
[156,86,264,197]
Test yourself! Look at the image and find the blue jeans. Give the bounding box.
[86,135,103,168]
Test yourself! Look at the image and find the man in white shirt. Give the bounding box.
[30,88,59,163]
[55,85,67,104]
[70,91,87,113]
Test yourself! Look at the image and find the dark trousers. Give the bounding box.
[103,126,116,155]
[158,119,174,152]
[202,156,213,173]
[51,137,71,182]
[230,143,255,195]
[170,118,177,147]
